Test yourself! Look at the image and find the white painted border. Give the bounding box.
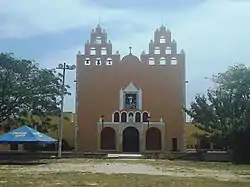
[142,111,150,122]
[120,111,128,122]
[112,111,120,122]
[127,111,134,122]
[134,111,141,122]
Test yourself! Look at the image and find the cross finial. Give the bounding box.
[129,46,132,54]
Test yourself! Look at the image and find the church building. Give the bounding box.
[76,25,186,153]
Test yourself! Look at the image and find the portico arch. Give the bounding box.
[100,127,116,150]
[122,126,140,152]
[146,127,162,151]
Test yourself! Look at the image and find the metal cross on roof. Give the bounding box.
[129,46,132,54]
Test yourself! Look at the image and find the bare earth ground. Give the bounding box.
[1,159,250,186]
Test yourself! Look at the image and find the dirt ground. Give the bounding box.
[11,159,250,182]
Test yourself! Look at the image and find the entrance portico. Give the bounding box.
[97,121,165,153]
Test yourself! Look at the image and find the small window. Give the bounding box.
[85,58,90,66]
[160,57,166,65]
[142,112,149,122]
[90,48,96,55]
[149,57,155,65]
[135,112,141,122]
[160,36,166,43]
[106,58,112,65]
[165,47,171,54]
[96,58,101,66]
[171,57,177,65]
[121,112,127,122]
[101,47,107,55]
[95,36,101,44]
[113,112,120,122]
[154,47,160,54]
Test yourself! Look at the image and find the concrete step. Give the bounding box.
[107,153,142,159]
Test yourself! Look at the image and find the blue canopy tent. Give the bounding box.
[0,125,57,163]
[0,125,57,144]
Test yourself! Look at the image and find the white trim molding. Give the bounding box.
[97,121,165,126]
[112,111,120,122]
[120,111,128,122]
[119,82,142,110]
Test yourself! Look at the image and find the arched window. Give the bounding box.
[135,112,141,122]
[84,58,90,66]
[96,58,101,66]
[121,112,127,122]
[113,112,120,122]
[95,36,102,44]
[154,47,160,54]
[149,57,155,65]
[142,112,149,122]
[90,48,96,55]
[171,57,177,65]
[160,57,166,65]
[160,36,166,44]
[165,47,171,54]
[106,58,112,65]
[101,47,107,55]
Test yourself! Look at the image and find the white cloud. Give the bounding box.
[1,0,250,111]
[0,0,128,38]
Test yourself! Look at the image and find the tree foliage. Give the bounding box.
[184,64,250,163]
[0,52,70,132]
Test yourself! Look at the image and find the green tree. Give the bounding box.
[0,52,70,132]
[184,64,250,163]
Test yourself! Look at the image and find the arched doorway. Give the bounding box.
[146,127,162,151]
[122,127,140,153]
[100,127,116,150]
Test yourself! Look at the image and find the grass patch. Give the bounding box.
[1,158,250,186]
[55,158,250,173]
[0,172,249,187]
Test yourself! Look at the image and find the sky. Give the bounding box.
[1,0,250,112]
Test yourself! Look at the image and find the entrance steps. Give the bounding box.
[106,153,143,159]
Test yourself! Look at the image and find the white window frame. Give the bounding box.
[101,47,107,55]
[154,47,160,54]
[160,36,166,44]
[149,57,155,65]
[106,58,112,65]
[165,47,171,54]
[95,36,101,44]
[90,48,96,55]
[171,57,177,65]
[96,58,101,66]
[160,57,166,65]
[84,58,91,66]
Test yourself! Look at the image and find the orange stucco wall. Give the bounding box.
[76,25,186,152]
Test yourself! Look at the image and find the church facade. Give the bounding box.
[76,25,186,153]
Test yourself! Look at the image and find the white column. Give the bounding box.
[138,89,142,110]
[119,89,124,110]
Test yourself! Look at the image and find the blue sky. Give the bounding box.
[1,0,250,112]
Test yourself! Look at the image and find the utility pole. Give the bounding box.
[74,80,78,151]
[56,62,76,158]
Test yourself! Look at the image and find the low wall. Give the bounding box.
[202,151,231,162]
[0,151,231,162]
